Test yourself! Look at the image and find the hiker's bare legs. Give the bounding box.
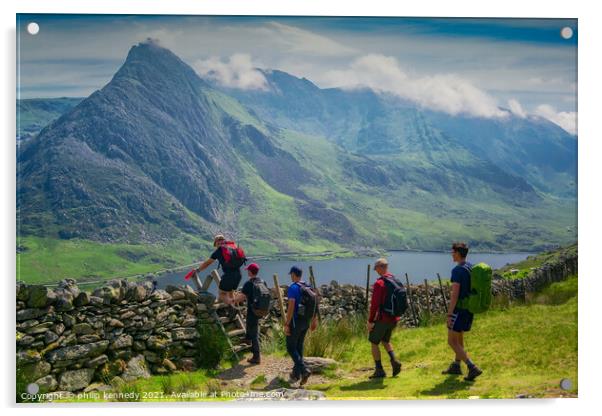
[448,330,468,362]
[382,341,393,353]
[371,343,381,362]
[218,289,233,305]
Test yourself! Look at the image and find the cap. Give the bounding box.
[374,257,389,270]
[288,266,303,276]
[213,234,226,247]
[245,263,260,274]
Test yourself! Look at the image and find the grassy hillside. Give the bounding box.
[55,275,577,402]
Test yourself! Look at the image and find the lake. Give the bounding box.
[154,251,531,290]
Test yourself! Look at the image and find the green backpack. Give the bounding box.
[458,262,492,314]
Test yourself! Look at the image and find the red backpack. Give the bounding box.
[220,241,247,269]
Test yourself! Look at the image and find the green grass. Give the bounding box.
[304,277,578,399]
[16,235,214,285]
[498,244,577,280]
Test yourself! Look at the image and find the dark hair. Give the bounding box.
[452,242,469,258]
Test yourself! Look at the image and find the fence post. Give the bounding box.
[405,273,419,326]
[424,279,432,315]
[365,264,371,314]
[273,273,286,326]
[308,266,322,323]
[436,273,448,308]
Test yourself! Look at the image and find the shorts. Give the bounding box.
[448,308,474,332]
[218,272,242,292]
[368,321,396,344]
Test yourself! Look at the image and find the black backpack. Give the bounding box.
[250,278,272,318]
[380,275,408,317]
[295,282,319,323]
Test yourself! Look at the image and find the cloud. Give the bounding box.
[534,104,577,135]
[322,54,506,118]
[507,99,527,118]
[259,22,358,57]
[193,54,269,91]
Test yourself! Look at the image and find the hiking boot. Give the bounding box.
[288,372,300,384]
[247,357,260,365]
[442,362,463,375]
[391,360,402,377]
[300,370,311,386]
[464,365,483,381]
[368,367,387,379]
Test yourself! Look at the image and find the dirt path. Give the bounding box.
[216,355,330,390]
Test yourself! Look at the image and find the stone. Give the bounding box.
[170,290,186,300]
[143,350,161,363]
[162,358,177,372]
[110,334,133,350]
[73,323,94,335]
[126,285,148,302]
[25,322,53,335]
[57,279,80,297]
[58,368,95,392]
[303,357,338,374]
[172,327,197,341]
[120,311,136,320]
[17,334,35,347]
[78,334,101,344]
[27,285,56,308]
[16,308,45,321]
[62,314,76,328]
[84,382,112,393]
[17,350,41,365]
[74,292,90,307]
[108,319,124,328]
[53,322,65,335]
[86,354,109,368]
[54,291,74,312]
[46,340,109,363]
[122,355,151,382]
[133,340,145,351]
[19,360,51,382]
[34,375,58,393]
[44,331,59,344]
[147,336,171,350]
[17,283,30,302]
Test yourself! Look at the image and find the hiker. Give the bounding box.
[442,242,483,381]
[232,263,272,365]
[284,266,318,386]
[196,234,246,305]
[367,258,403,378]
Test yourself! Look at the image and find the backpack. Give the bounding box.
[250,278,272,318]
[458,262,492,314]
[380,275,408,317]
[219,241,246,269]
[294,282,319,324]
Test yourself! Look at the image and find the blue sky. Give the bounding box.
[16,14,577,133]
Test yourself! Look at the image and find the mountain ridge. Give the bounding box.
[17,41,577,258]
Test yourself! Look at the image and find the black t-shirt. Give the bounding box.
[242,277,260,319]
[210,247,241,276]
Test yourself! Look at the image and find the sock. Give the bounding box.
[454,359,461,365]
[375,360,383,370]
[387,350,397,362]
[465,358,476,368]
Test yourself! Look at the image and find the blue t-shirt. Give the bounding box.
[451,262,472,302]
[287,281,304,326]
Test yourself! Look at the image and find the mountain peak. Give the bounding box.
[114,39,202,87]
